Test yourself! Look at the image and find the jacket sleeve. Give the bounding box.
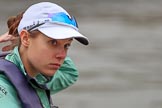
[0,74,21,108]
[47,57,79,94]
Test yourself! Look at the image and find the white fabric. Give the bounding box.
[18,2,89,45]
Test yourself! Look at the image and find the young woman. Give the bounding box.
[0,2,89,108]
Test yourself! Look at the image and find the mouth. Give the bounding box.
[48,63,61,70]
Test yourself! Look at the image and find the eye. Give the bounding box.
[64,43,71,49]
[50,39,57,45]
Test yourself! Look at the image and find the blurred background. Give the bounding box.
[1,0,162,108]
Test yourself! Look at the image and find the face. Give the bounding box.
[19,30,73,77]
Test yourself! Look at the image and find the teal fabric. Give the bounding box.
[0,46,78,108]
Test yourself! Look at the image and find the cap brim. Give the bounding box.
[38,24,89,45]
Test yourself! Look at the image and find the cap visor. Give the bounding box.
[38,24,89,45]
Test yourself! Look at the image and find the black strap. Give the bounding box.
[0,59,43,108]
[46,89,58,108]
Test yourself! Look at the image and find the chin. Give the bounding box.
[43,70,57,77]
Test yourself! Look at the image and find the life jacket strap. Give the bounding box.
[0,59,43,108]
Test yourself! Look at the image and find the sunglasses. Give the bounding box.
[24,12,78,31]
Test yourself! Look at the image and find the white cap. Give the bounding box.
[18,2,89,45]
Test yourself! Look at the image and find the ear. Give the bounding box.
[19,30,30,47]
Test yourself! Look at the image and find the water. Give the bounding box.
[1,0,162,108]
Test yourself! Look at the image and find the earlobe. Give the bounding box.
[20,30,30,47]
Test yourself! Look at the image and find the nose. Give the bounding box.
[55,48,67,60]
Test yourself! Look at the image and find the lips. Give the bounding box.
[48,63,61,70]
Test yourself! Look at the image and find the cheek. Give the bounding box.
[27,41,48,62]
[29,46,50,61]
[27,46,50,74]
